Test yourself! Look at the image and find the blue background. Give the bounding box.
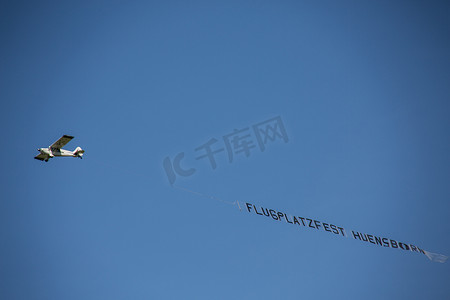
[1,1,449,299]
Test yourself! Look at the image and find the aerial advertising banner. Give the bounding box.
[172,185,447,263]
[243,202,448,263]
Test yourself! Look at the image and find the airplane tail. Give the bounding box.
[74,147,85,158]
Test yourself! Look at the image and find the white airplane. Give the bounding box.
[35,135,85,162]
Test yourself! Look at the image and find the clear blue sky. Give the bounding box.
[1,1,449,299]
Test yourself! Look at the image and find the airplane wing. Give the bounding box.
[34,153,47,161]
[49,135,74,149]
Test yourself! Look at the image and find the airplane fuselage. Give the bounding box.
[38,147,77,157]
[36,147,84,161]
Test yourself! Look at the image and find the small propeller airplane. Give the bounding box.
[35,135,85,162]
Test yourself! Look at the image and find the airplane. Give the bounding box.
[35,135,85,162]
